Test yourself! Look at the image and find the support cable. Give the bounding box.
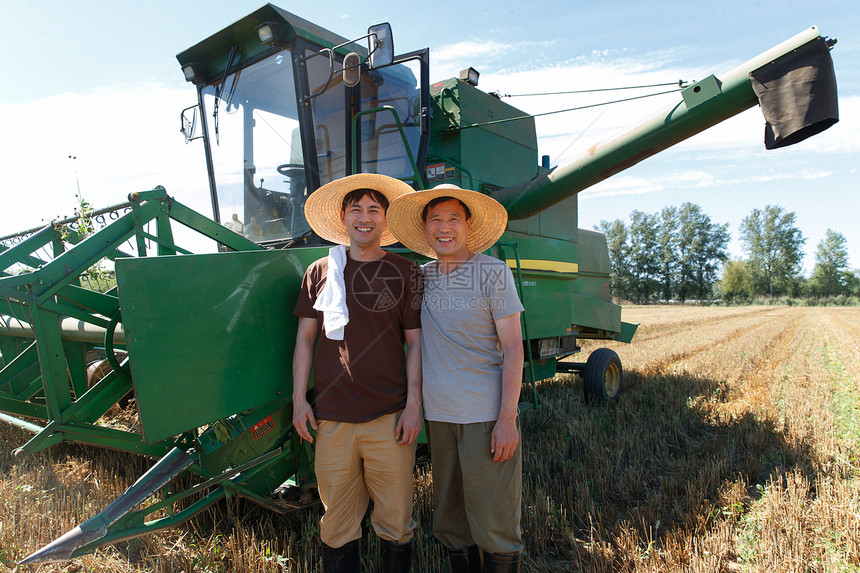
[458,87,684,130]
[494,79,687,98]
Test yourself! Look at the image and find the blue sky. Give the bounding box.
[1,0,857,274]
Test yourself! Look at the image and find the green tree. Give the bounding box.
[809,229,851,296]
[598,219,631,301]
[847,270,860,296]
[657,206,678,301]
[691,220,730,302]
[628,210,661,303]
[739,205,806,297]
[717,259,754,302]
[676,203,730,302]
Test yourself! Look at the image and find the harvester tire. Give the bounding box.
[583,348,623,402]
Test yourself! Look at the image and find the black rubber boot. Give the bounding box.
[447,545,482,573]
[322,539,361,573]
[484,551,522,573]
[380,537,413,572]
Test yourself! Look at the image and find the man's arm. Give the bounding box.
[292,316,319,443]
[491,312,524,462]
[395,328,422,445]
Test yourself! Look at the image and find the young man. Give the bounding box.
[292,173,423,573]
[388,185,525,573]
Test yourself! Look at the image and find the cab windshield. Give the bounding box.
[202,50,306,243]
[201,46,424,245]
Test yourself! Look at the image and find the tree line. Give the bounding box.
[598,203,859,304]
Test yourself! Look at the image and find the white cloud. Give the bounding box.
[578,161,838,201]
[581,175,665,198]
[0,82,209,238]
[431,40,516,80]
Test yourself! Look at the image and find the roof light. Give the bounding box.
[182,62,205,84]
[256,21,285,46]
[459,67,480,87]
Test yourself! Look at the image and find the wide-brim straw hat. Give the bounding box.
[304,173,416,246]
[387,184,508,258]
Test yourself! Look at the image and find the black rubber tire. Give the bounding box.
[583,348,624,402]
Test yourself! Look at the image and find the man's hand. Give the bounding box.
[490,416,519,462]
[291,316,318,443]
[395,404,421,445]
[292,398,318,443]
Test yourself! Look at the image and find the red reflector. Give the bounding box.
[251,416,274,440]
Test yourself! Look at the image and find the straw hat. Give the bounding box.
[387,184,508,258]
[304,173,416,246]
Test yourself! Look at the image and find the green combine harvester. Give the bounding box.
[0,4,838,564]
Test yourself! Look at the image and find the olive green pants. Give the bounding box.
[427,420,523,554]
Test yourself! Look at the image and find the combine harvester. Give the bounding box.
[0,3,838,564]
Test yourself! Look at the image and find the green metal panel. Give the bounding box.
[682,75,723,109]
[458,85,537,189]
[428,79,538,191]
[494,232,582,340]
[574,229,612,303]
[529,357,557,382]
[569,292,622,334]
[537,195,579,241]
[117,248,322,443]
[615,321,639,343]
[520,276,577,339]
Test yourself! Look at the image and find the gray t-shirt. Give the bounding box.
[421,253,524,423]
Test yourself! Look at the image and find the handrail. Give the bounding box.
[350,105,423,187]
[496,241,538,409]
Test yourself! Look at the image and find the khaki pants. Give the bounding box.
[428,420,523,554]
[314,412,417,548]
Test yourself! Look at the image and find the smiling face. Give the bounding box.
[340,193,387,249]
[423,198,473,261]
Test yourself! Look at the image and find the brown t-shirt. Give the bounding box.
[294,251,423,423]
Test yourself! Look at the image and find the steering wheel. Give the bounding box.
[277,163,306,179]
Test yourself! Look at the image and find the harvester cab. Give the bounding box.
[176,4,430,247]
[1,2,838,565]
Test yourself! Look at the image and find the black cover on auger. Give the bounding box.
[751,37,839,149]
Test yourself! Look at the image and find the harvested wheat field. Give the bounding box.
[2,305,859,572]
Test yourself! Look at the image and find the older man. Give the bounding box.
[292,173,423,573]
[388,185,525,573]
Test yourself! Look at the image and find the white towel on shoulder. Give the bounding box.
[313,245,349,340]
